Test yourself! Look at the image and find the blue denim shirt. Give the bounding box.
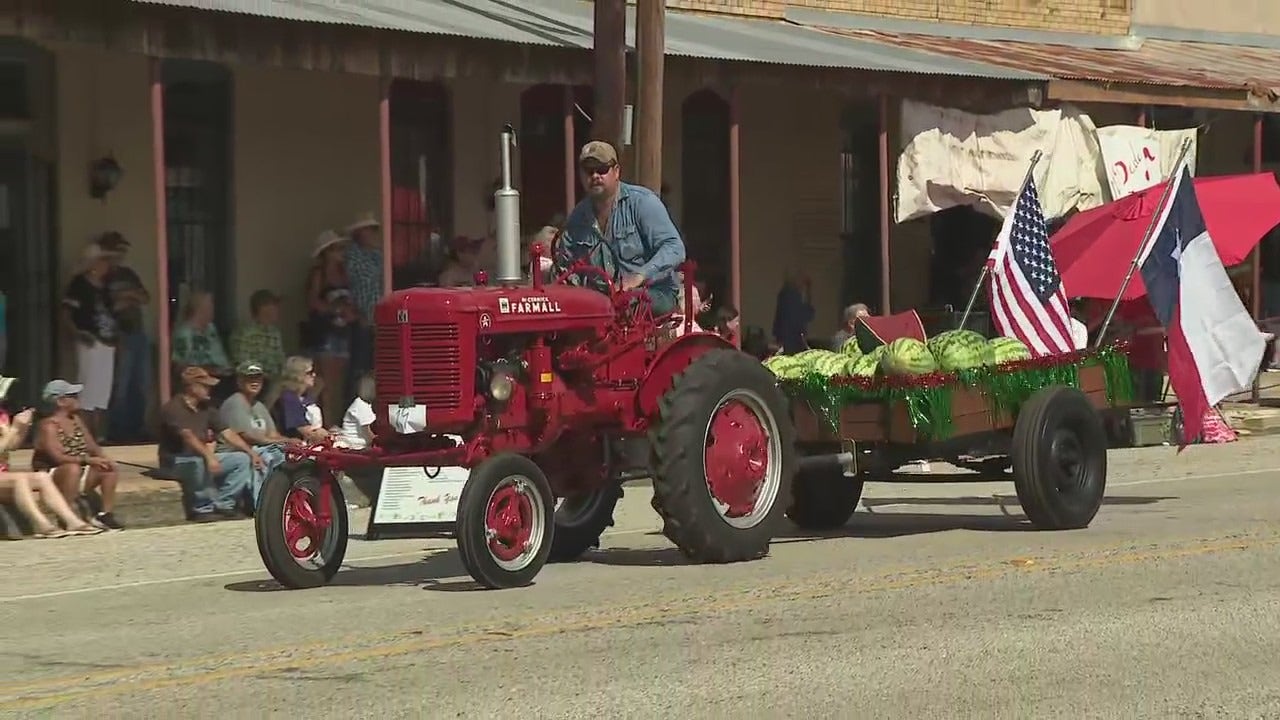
[557,183,686,298]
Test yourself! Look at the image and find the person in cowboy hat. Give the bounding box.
[304,229,356,424]
[59,241,120,439]
[342,212,381,405]
[437,236,486,287]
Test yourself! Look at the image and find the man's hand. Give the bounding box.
[620,273,645,291]
[206,455,224,476]
[249,450,265,471]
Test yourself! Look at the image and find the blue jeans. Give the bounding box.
[249,444,287,509]
[165,451,253,515]
[110,330,152,442]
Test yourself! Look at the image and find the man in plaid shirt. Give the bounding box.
[344,213,383,402]
[229,289,286,382]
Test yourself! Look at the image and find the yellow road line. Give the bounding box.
[2,533,1273,712]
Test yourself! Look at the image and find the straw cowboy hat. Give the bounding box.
[312,229,345,258]
[344,212,380,236]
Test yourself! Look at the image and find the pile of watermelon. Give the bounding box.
[762,329,1034,381]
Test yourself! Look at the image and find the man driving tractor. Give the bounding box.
[554,141,686,314]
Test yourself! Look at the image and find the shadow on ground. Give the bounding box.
[224,549,470,593]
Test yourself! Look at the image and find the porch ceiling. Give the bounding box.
[126,0,1044,79]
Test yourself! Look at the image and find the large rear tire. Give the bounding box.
[1011,386,1108,530]
[786,462,863,531]
[548,484,623,563]
[255,463,349,589]
[650,349,796,562]
[456,453,555,589]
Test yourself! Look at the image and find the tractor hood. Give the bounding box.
[378,284,616,333]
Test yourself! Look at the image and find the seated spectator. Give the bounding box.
[704,304,741,344]
[229,289,286,389]
[831,303,870,350]
[270,356,334,444]
[219,361,298,512]
[32,380,124,530]
[159,366,263,522]
[337,374,376,450]
[0,403,102,537]
[172,290,234,399]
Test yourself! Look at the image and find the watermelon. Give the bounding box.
[847,353,880,377]
[927,329,987,372]
[839,337,863,359]
[984,336,1033,366]
[879,337,938,376]
[812,351,849,377]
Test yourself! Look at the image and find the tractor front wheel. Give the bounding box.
[650,349,796,563]
[456,453,556,589]
[255,463,349,589]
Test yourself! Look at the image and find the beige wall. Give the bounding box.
[1133,0,1280,35]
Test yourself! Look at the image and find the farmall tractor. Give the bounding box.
[254,126,797,590]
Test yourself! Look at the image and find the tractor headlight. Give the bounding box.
[489,371,515,402]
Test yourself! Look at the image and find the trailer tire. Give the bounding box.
[1011,386,1108,530]
[786,463,862,531]
[255,463,349,589]
[456,453,555,589]
[548,484,623,563]
[650,349,796,563]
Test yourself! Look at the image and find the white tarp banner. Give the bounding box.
[895,99,1199,223]
[1095,124,1198,200]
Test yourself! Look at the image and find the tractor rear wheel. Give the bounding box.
[1011,385,1108,530]
[255,463,349,589]
[456,453,555,589]
[549,484,623,563]
[649,349,796,563]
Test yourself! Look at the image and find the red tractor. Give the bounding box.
[254,126,796,590]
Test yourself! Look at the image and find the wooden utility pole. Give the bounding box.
[635,0,665,192]
[593,0,627,151]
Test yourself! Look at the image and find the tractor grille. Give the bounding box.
[375,322,464,412]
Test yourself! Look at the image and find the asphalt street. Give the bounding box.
[3,437,1280,718]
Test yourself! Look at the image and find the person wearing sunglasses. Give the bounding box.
[31,380,124,530]
[554,141,686,315]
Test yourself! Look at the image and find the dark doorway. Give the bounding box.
[680,89,730,303]
[519,84,593,231]
[162,59,234,331]
[839,103,882,314]
[389,79,451,289]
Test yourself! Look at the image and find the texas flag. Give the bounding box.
[1140,163,1267,446]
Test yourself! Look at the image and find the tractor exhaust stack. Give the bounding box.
[494,124,522,285]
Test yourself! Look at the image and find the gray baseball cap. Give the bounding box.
[42,379,84,400]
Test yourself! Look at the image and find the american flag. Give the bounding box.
[986,177,1075,357]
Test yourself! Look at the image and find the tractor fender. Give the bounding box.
[636,332,737,419]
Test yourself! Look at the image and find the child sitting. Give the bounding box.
[336,374,376,450]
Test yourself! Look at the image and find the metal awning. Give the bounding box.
[127,0,1045,78]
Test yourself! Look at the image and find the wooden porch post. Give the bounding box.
[635,0,664,193]
[563,85,577,218]
[1252,113,1264,401]
[149,57,172,404]
[379,77,394,293]
[729,84,741,347]
[878,93,891,314]
[592,0,626,149]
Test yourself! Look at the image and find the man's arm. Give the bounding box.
[633,192,685,281]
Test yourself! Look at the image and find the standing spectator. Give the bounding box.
[219,361,296,511]
[0,402,102,537]
[31,380,124,530]
[772,271,814,354]
[60,242,119,440]
[171,290,234,398]
[271,356,333,444]
[831,303,870,350]
[304,230,356,425]
[229,289,286,388]
[158,366,262,522]
[99,231,152,443]
[344,212,383,406]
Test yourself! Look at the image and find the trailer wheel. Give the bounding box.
[786,462,863,531]
[548,484,623,562]
[255,463,349,589]
[1011,386,1108,530]
[456,453,555,589]
[650,349,796,562]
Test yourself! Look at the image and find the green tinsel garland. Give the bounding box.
[785,343,1133,442]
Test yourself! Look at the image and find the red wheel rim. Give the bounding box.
[283,485,325,562]
[485,478,540,567]
[703,391,778,527]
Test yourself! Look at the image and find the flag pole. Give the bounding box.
[1092,137,1194,348]
[958,149,1043,331]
